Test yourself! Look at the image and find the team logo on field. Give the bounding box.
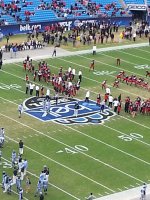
[23,97,116,124]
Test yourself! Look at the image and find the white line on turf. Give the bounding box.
[117,188,122,192]
[136,183,140,186]
[136,48,150,54]
[0,94,150,182]
[57,57,148,99]
[0,182,29,200]
[2,157,80,200]
[3,132,115,193]
[116,50,150,62]
[130,185,135,187]
[1,94,150,170]
[0,106,146,184]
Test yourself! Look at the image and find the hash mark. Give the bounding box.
[117,188,122,191]
[124,186,129,189]
[104,192,109,195]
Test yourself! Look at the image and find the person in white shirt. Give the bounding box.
[35,85,39,97]
[85,91,90,103]
[92,45,96,55]
[133,32,136,42]
[108,94,113,108]
[106,87,111,95]
[68,66,71,73]
[29,83,35,95]
[72,68,75,80]
[18,104,23,118]
[86,192,96,200]
[46,89,50,100]
[113,98,119,112]
[78,70,82,82]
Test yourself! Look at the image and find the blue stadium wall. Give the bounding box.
[0,16,136,35]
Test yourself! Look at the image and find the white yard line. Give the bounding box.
[0,94,150,177]
[0,70,150,150]
[57,57,148,99]
[3,131,114,193]
[116,49,150,62]
[135,48,150,54]
[1,157,80,200]
[0,182,29,200]
[0,96,148,185]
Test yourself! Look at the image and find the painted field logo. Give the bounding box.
[23,97,116,124]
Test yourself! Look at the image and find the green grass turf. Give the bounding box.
[0,45,150,200]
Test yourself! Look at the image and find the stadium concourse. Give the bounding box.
[1,42,149,200]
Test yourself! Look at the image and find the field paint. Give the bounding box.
[0,104,115,192]
[136,183,140,186]
[105,192,110,195]
[0,81,24,93]
[130,185,135,187]
[117,188,122,192]
[0,94,150,167]
[0,182,29,200]
[119,115,150,130]
[136,48,150,55]
[104,123,150,147]
[116,50,150,62]
[0,111,143,188]
[3,132,115,193]
[2,157,80,200]
[97,52,150,79]
[57,57,147,99]
[124,186,129,189]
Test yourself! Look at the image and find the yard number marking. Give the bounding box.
[2,161,12,169]
[59,145,88,154]
[0,83,21,90]
[93,71,116,76]
[134,65,150,70]
[118,133,143,142]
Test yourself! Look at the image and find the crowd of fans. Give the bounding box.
[78,0,126,17]
[0,0,127,24]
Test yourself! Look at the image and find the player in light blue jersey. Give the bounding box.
[18,103,23,118]
[43,178,48,195]
[11,150,16,167]
[34,180,42,197]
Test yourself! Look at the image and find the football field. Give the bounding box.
[0,45,150,200]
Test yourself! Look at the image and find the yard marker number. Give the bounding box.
[118,133,143,142]
[64,145,88,154]
[2,161,12,169]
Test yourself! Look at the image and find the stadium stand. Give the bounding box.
[0,0,146,25]
[124,0,145,5]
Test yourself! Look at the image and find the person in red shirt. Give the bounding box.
[89,60,95,71]
[25,74,29,82]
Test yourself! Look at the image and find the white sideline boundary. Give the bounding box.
[1,41,150,200]
[95,184,150,200]
[2,42,149,64]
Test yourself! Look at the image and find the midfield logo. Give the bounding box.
[23,97,116,124]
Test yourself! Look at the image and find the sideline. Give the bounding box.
[96,184,150,200]
[2,42,149,64]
